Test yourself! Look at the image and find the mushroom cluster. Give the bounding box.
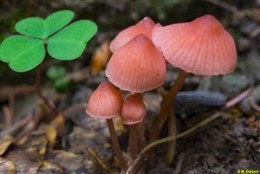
[85,14,237,171]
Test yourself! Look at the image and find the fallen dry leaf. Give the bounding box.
[18,131,47,157]
[0,157,16,174]
[5,149,42,174]
[91,40,111,75]
[37,161,63,174]
[44,126,57,149]
[0,135,14,156]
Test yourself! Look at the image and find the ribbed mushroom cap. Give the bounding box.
[121,94,146,125]
[110,17,155,53]
[152,14,237,76]
[86,81,123,119]
[106,34,166,93]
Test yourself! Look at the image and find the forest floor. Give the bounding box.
[0,0,260,174]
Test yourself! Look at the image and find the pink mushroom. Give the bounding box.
[110,17,155,53]
[106,34,166,93]
[121,94,147,159]
[86,81,127,170]
[150,14,237,145]
[86,81,123,119]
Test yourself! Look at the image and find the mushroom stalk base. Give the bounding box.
[106,119,127,170]
[128,124,138,160]
[150,69,188,143]
[165,108,177,165]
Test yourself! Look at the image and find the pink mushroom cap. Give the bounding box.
[152,14,237,76]
[121,94,146,125]
[110,17,155,53]
[106,34,166,93]
[86,81,123,119]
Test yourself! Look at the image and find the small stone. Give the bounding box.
[173,91,226,116]
[219,74,251,98]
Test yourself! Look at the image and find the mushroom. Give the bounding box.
[110,17,155,53]
[150,14,237,142]
[121,94,147,159]
[86,81,127,170]
[106,34,166,161]
[106,34,166,93]
[121,94,147,125]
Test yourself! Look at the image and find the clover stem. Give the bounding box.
[128,124,138,160]
[150,69,188,143]
[106,119,127,171]
[35,63,59,115]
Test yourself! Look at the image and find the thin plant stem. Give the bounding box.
[165,108,176,165]
[150,69,188,142]
[225,87,252,108]
[106,119,127,171]
[126,112,229,174]
[128,124,138,160]
[35,63,58,115]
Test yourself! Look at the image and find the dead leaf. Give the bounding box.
[44,126,57,149]
[50,114,65,135]
[17,131,47,157]
[5,149,42,174]
[37,161,63,174]
[0,135,14,156]
[0,157,16,174]
[91,40,111,75]
[48,150,84,171]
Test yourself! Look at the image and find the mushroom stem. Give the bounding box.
[106,119,127,170]
[150,69,188,143]
[128,124,138,160]
[165,108,177,165]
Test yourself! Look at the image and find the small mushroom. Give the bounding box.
[110,17,155,53]
[121,94,147,159]
[86,81,123,119]
[121,94,147,125]
[85,81,127,170]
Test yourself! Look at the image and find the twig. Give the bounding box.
[204,0,242,17]
[8,94,15,126]
[3,106,12,128]
[174,153,185,174]
[0,85,34,101]
[88,147,115,174]
[249,96,260,112]
[0,116,31,139]
[225,87,253,109]
[125,112,230,174]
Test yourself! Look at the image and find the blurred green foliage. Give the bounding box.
[47,66,70,92]
[149,0,189,19]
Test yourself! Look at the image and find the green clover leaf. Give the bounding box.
[0,10,98,72]
[0,35,45,72]
[15,17,45,39]
[15,10,75,39]
[47,20,98,60]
